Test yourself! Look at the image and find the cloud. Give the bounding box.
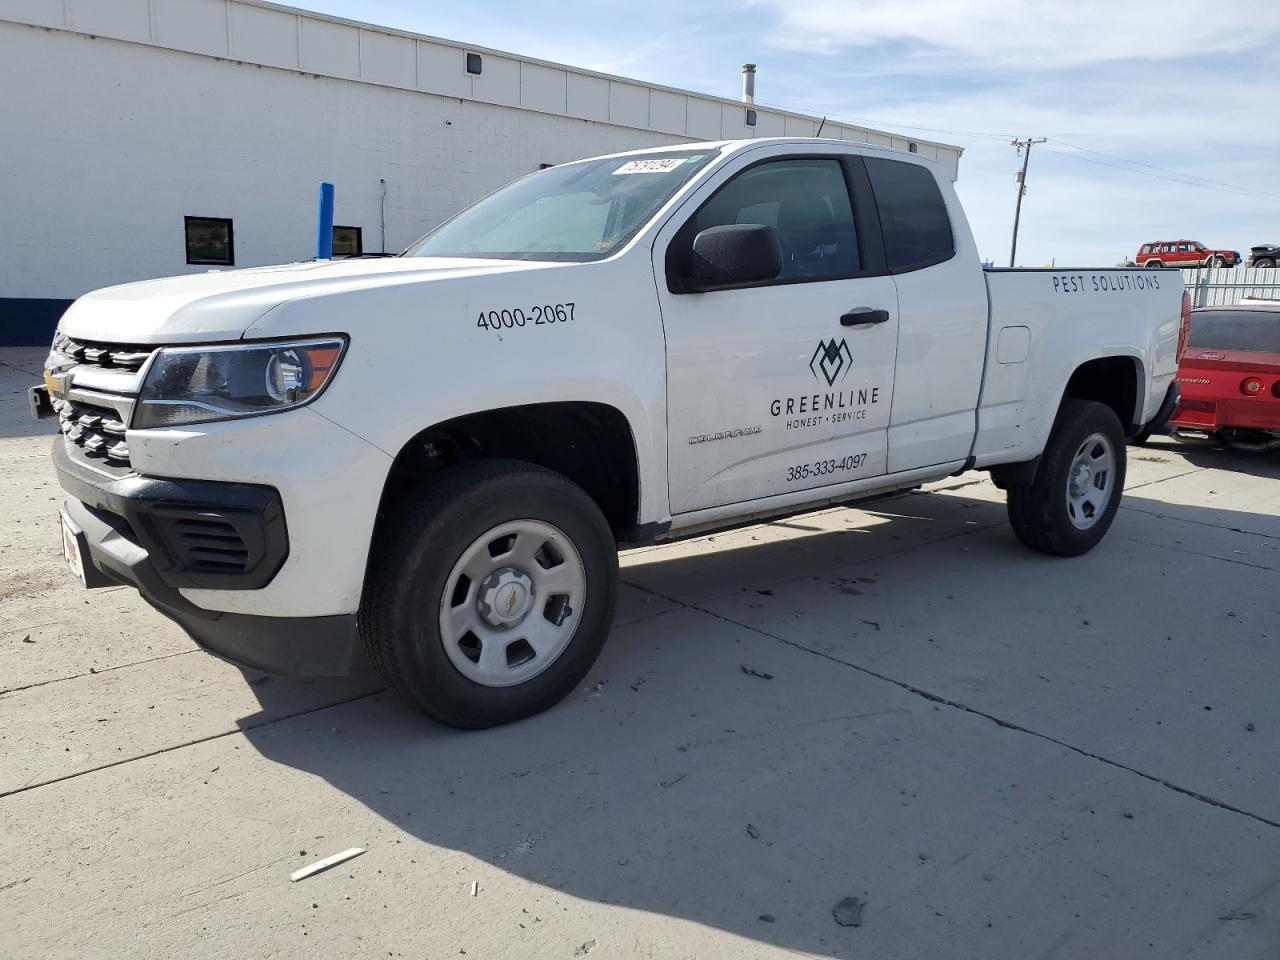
[753,0,1277,71]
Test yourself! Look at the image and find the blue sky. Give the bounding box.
[296,0,1279,267]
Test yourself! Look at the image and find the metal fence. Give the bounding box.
[1181,266,1280,306]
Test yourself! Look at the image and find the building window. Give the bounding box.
[908,142,918,153]
[332,225,363,257]
[465,52,482,75]
[185,216,234,266]
[745,109,757,127]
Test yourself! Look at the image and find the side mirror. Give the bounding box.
[684,223,782,292]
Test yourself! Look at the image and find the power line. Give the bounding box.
[754,101,1280,205]
[1039,146,1280,205]
[1044,138,1272,196]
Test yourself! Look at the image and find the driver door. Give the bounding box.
[655,152,899,514]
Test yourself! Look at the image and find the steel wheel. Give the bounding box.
[438,518,586,687]
[1065,432,1116,530]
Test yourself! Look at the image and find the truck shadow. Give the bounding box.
[232,480,1279,958]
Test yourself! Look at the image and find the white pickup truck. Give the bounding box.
[33,138,1185,728]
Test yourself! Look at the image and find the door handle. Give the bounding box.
[840,308,890,327]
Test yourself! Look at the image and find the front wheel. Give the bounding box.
[1007,400,1127,556]
[360,459,618,729]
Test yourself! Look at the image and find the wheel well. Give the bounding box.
[379,402,641,542]
[1063,357,1141,434]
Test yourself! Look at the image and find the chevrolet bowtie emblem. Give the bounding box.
[44,370,72,401]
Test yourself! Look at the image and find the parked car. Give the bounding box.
[1169,303,1280,450]
[30,138,1184,728]
[1247,244,1279,269]
[1137,240,1241,269]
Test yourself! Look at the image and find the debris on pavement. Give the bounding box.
[741,665,774,680]
[862,620,880,631]
[832,896,865,927]
[746,823,761,840]
[21,634,34,643]
[1219,911,1256,921]
[758,914,775,923]
[659,774,687,788]
[1247,722,1256,732]
[471,881,479,897]
[289,847,366,882]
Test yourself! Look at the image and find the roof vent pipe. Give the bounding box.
[741,63,756,105]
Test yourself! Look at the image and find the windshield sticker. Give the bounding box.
[613,158,687,175]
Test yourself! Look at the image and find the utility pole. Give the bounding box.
[1009,137,1046,267]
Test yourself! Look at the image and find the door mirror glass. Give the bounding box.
[687,224,783,290]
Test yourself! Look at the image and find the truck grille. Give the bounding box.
[48,334,161,474]
[54,397,132,468]
[52,333,155,370]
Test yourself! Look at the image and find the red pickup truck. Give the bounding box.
[1137,240,1241,269]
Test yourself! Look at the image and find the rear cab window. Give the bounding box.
[864,157,955,273]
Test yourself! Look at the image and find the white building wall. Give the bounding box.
[0,0,963,306]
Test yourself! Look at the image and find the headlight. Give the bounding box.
[133,337,346,429]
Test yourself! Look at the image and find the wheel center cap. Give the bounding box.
[478,568,535,626]
[1070,462,1092,497]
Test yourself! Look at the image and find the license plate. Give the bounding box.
[60,509,87,587]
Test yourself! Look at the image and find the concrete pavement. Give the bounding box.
[2,346,1278,959]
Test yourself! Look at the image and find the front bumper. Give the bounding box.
[54,443,356,676]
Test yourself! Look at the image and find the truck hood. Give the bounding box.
[58,257,565,344]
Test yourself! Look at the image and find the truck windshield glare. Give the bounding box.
[404,151,717,262]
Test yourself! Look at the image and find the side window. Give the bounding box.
[1178,243,1192,252]
[1161,244,1175,254]
[688,158,860,281]
[864,157,955,273]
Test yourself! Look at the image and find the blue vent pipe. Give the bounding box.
[316,182,334,259]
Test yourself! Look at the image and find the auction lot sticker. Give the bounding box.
[613,158,686,175]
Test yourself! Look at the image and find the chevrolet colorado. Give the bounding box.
[32,138,1185,728]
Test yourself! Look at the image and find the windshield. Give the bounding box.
[405,150,717,262]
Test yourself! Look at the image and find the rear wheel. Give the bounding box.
[1007,400,1127,556]
[1144,260,1163,268]
[1255,258,1276,269]
[360,459,618,728]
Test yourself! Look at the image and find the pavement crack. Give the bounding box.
[0,689,383,800]
[695,604,1280,834]
[0,650,198,697]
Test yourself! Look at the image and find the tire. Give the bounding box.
[1208,256,1225,268]
[359,459,619,729]
[1144,260,1162,269]
[1255,258,1276,269]
[1007,400,1127,556]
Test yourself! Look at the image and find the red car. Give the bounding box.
[1170,303,1280,450]
[1137,240,1241,269]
